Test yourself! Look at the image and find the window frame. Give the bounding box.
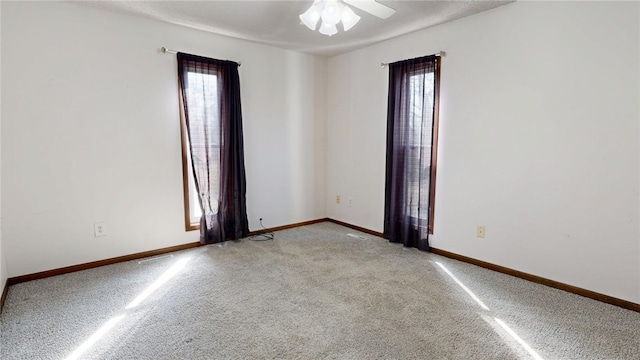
[180,67,225,232]
[402,57,441,235]
[180,93,200,231]
[427,56,441,234]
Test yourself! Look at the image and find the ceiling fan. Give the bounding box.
[300,0,396,36]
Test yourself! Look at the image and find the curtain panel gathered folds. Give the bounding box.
[384,55,439,251]
[177,53,249,244]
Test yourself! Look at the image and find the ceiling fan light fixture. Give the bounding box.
[301,0,373,36]
[319,21,338,36]
[340,5,360,31]
[300,3,322,30]
[320,0,343,26]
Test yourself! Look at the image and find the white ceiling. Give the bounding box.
[74,0,514,57]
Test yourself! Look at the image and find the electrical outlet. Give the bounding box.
[477,226,485,238]
[336,195,340,204]
[94,222,107,237]
[348,198,353,207]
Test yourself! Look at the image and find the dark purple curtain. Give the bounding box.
[384,55,437,251]
[177,53,249,244]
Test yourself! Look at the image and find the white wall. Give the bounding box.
[0,0,6,296]
[1,1,326,277]
[326,1,640,303]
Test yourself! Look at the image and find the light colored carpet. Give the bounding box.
[1,222,638,359]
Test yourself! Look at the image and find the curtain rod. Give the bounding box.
[161,47,241,66]
[381,51,445,68]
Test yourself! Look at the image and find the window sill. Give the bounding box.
[186,222,200,231]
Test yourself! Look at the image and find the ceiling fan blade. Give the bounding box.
[344,0,396,19]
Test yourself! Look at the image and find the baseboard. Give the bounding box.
[248,218,328,236]
[326,218,384,238]
[6,218,638,313]
[429,247,639,313]
[8,242,202,286]
[6,218,328,286]
[326,218,639,313]
[0,279,8,313]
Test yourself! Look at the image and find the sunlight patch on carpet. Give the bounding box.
[436,261,544,360]
[65,257,191,359]
[64,314,125,360]
[494,317,544,360]
[126,257,191,309]
[435,261,490,310]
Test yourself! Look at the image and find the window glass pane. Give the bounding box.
[184,71,220,221]
[407,71,435,220]
[183,124,203,223]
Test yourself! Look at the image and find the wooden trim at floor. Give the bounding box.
[7,242,202,286]
[0,279,8,314]
[429,247,639,313]
[327,218,639,313]
[5,218,637,313]
[6,218,328,287]
[248,218,328,236]
[325,218,384,238]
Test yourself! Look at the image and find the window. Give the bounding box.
[383,55,440,250]
[180,69,221,230]
[182,71,220,230]
[177,53,249,242]
[406,70,436,224]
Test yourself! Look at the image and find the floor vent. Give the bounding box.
[347,233,367,240]
[138,254,174,264]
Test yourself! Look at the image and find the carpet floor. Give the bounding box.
[1,222,638,359]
